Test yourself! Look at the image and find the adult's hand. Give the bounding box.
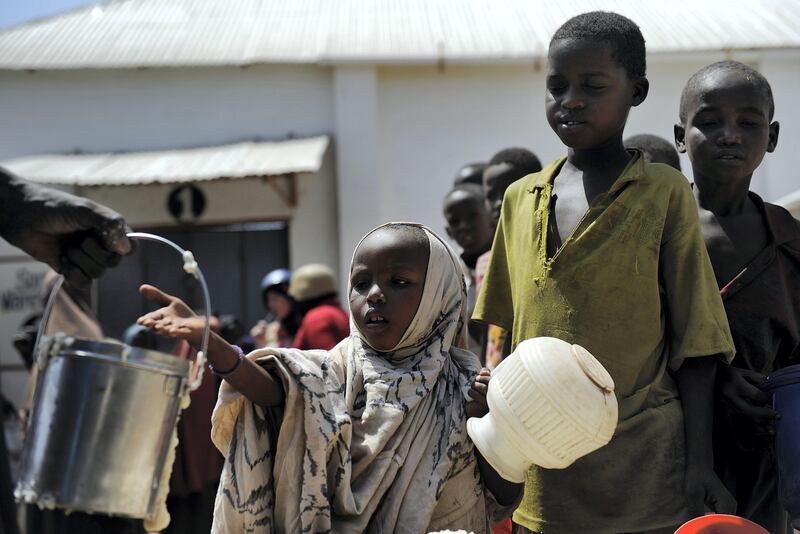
[0,168,132,287]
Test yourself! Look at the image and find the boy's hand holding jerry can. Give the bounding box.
[718,365,780,435]
[466,368,491,418]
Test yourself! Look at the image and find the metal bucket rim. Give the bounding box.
[44,334,191,376]
[35,232,211,392]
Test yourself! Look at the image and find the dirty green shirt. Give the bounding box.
[473,152,735,533]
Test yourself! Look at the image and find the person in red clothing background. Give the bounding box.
[289,264,350,350]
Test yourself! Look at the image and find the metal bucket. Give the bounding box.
[15,232,211,522]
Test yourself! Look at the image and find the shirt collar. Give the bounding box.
[527,149,644,195]
[751,191,800,246]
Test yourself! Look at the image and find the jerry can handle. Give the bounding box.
[35,232,210,392]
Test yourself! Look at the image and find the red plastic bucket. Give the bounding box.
[674,514,768,533]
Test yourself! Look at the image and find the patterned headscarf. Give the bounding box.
[350,222,469,357]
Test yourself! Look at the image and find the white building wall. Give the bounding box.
[332,67,382,289]
[371,60,711,247]
[0,62,342,271]
[760,51,800,203]
[364,52,793,256]
[0,62,341,264]
[1,54,798,408]
[0,64,335,158]
[0,64,342,408]
[288,150,340,273]
[625,57,717,176]
[375,64,552,243]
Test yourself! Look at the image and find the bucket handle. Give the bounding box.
[35,232,210,392]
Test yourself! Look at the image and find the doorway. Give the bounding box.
[96,221,290,340]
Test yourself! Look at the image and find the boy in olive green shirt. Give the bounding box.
[474,12,736,533]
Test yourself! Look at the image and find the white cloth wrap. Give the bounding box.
[211,224,509,533]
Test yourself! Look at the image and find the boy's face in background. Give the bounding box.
[676,70,779,184]
[443,190,494,255]
[483,162,517,228]
[546,39,645,150]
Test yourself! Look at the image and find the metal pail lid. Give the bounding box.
[44,335,191,377]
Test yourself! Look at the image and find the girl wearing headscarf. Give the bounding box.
[138,223,519,533]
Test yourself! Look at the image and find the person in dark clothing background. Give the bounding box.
[676,60,798,533]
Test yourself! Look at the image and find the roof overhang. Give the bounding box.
[0,136,330,187]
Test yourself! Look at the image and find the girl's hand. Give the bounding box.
[137,284,205,349]
[139,285,287,409]
[466,368,491,418]
[684,465,737,517]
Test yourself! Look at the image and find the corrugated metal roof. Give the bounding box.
[0,136,329,186]
[0,0,798,69]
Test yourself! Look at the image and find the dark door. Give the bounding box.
[96,221,289,340]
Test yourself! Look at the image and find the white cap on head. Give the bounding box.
[288,264,337,302]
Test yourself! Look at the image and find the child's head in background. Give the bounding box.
[443,183,493,261]
[546,11,649,151]
[624,134,682,171]
[453,162,487,186]
[483,148,542,228]
[675,61,778,187]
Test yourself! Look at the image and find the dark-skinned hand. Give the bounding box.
[137,284,205,349]
[0,170,132,287]
[465,368,491,418]
[718,365,779,435]
[684,465,737,518]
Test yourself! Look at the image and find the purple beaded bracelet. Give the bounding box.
[208,344,244,377]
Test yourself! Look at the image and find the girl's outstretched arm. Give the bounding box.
[137,284,285,408]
